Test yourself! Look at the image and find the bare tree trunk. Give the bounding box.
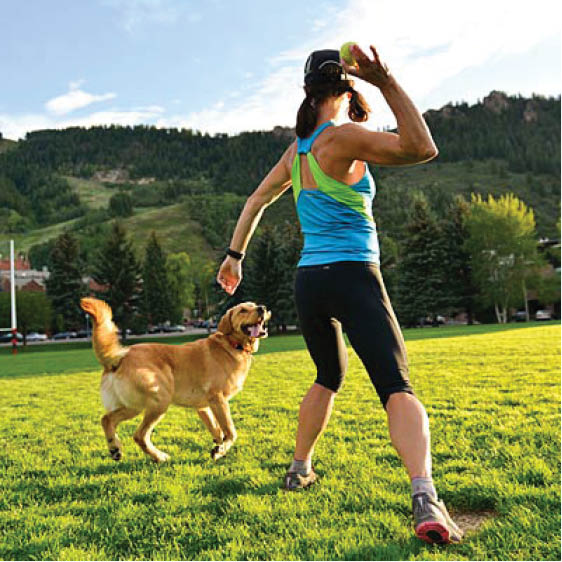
[494,303,502,324]
[522,280,530,321]
[501,302,508,324]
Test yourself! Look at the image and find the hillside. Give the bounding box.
[0,137,17,154]
[0,90,560,267]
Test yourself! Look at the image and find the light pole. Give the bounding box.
[85,312,90,340]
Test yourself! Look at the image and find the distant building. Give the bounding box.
[0,256,49,292]
[0,256,30,271]
[83,277,108,293]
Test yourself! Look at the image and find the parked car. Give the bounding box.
[535,309,552,321]
[75,329,92,338]
[26,332,48,342]
[0,332,23,343]
[163,324,186,333]
[512,310,528,322]
[53,331,78,340]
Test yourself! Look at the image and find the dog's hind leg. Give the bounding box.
[133,407,170,462]
[101,408,139,461]
[197,407,224,445]
[208,394,237,461]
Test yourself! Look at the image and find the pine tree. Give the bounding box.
[92,221,141,337]
[142,231,172,325]
[245,225,284,330]
[109,192,133,217]
[440,195,477,323]
[46,232,84,331]
[274,221,301,331]
[395,195,449,327]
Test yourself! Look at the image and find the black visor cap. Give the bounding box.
[304,49,347,85]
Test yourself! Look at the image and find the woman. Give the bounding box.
[216,44,463,545]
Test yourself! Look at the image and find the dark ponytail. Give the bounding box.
[295,80,371,138]
[348,88,370,123]
[296,95,318,139]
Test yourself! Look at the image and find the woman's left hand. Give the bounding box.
[217,257,242,295]
[342,44,392,90]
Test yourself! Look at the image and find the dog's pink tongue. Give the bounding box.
[249,324,261,338]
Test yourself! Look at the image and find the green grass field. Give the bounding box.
[0,323,559,560]
[64,177,117,210]
[11,198,215,261]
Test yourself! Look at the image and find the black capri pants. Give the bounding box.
[294,261,414,408]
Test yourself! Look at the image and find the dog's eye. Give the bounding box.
[240,308,249,313]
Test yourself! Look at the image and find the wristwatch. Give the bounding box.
[226,248,244,260]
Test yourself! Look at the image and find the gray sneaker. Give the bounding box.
[283,469,317,491]
[413,493,464,544]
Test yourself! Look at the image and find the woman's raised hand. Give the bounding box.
[217,256,242,295]
[341,44,393,89]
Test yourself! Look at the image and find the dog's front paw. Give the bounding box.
[152,451,170,463]
[109,447,122,461]
[211,444,227,461]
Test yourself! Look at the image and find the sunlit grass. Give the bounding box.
[0,324,559,560]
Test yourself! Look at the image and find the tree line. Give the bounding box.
[0,91,559,232]
[4,188,557,344]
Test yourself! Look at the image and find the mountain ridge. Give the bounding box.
[0,90,559,266]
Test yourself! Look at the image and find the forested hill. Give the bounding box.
[0,90,560,239]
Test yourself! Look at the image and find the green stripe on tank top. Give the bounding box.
[291,155,301,203]
[307,153,374,223]
[291,153,374,223]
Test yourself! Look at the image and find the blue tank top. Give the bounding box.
[292,121,380,267]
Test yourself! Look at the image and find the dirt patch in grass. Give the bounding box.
[453,510,498,532]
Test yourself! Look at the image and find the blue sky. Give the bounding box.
[1,0,560,139]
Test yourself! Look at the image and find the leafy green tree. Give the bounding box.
[109,192,133,217]
[142,231,173,325]
[534,270,561,309]
[166,252,195,324]
[191,260,219,321]
[465,194,541,323]
[395,195,449,326]
[28,239,56,270]
[92,221,141,338]
[0,292,52,344]
[46,232,84,331]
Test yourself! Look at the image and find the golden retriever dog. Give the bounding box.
[80,297,270,463]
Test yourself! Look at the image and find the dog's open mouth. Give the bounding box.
[243,320,268,338]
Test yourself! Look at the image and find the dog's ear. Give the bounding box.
[218,309,234,335]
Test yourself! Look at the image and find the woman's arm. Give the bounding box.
[216,145,293,295]
[339,45,438,166]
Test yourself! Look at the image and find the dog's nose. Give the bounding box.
[257,305,265,315]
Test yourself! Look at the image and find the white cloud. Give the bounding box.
[170,0,561,133]
[0,114,54,140]
[45,82,117,116]
[0,106,164,140]
[2,0,559,140]
[101,0,189,33]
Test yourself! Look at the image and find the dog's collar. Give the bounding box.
[227,337,253,354]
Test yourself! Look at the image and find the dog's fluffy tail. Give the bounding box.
[80,297,128,370]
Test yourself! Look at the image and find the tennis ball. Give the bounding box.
[340,42,357,66]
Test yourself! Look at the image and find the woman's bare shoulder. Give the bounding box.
[334,122,368,137]
[283,140,298,163]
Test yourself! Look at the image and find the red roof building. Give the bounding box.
[0,257,30,271]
